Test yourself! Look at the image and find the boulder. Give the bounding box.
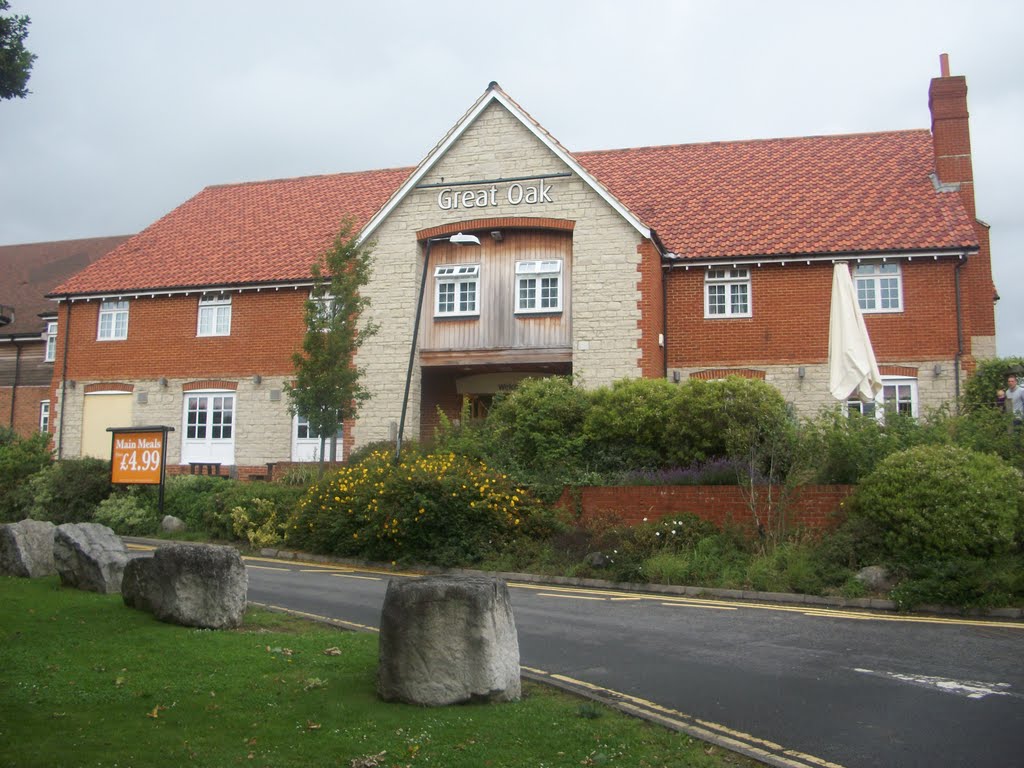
[0,519,57,577]
[377,575,520,706]
[53,523,128,594]
[122,543,247,629]
[855,565,897,593]
[161,515,186,533]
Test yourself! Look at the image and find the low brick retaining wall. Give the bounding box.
[556,484,855,532]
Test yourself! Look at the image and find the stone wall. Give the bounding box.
[353,102,646,447]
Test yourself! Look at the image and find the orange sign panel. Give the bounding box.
[110,430,165,485]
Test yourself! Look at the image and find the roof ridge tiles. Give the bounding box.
[575,128,929,158]
[204,165,416,190]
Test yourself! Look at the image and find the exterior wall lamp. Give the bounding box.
[395,232,481,462]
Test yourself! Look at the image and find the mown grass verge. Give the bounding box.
[1,577,755,768]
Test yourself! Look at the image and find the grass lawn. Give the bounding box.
[1,576,755,768]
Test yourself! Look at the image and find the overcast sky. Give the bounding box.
[3,0,1022,355]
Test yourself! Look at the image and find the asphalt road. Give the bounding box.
[196,552,1024,768]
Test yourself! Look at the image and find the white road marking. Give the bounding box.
[853,668,1018,700]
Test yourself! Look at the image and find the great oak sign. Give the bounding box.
[437,179,554,210]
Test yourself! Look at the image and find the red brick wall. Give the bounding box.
[0,384,49,436]
[55,290,308,382]
[665,260,960,367]
[556,484,854,533]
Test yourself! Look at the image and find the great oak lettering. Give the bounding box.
[437,180,553,210]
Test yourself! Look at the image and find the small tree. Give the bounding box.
[288,220,378,470]
[0,1,36,100]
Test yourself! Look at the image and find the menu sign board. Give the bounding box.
[109,429,167,485]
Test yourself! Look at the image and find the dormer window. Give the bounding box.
[434,264,480,317]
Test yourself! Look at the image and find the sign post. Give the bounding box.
[107,426,174,516]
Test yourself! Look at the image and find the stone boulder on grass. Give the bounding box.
[53,522,128,594]
[0,519,57,578]
[377,575,521,706]
[122,543,247,629]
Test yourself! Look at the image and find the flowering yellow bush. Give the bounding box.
[285,450,546,566]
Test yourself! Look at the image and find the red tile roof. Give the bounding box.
[577,130,977,258]
[52,168,412,296]
[1,236,131,334]
[51,129,977,297]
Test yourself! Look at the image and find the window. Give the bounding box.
[198,294,232,336]
[434,264,480,317]
[705,268,751,318]
[854,262,902,313]
[44,321,58,362]
[292,414,344,462]
[846,377,918,420]
[309,292,335,327]
[39,400,50,433]
[181,392,235,464]
[516,260,562,313]
[97,300,129,340]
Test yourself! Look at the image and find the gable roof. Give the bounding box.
[1,236,131,335]
[577,130,978,260]
[50,96,979,298]
[359,82,650,244]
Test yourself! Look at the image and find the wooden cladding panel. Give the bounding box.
[420,230,572,353]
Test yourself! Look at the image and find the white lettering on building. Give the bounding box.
[437,179,553,210]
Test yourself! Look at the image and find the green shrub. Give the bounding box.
[851,444,1022,565]
[231,498,286,548]
[160,475,228,532]
[0,428,52,522]
[890,555,1024,610]
[286,450,548,567]
[207,481,304,541]
[664,377,791,469]
[24,458,113,525]
[583,378,679,471]
[347,439,403,466]
[93,493,160,536]
[485,376,591,496]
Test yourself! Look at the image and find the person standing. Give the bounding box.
[1005,374,1024,425]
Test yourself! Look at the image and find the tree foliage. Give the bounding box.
[962,355,1024,412]
[0,1,36,100]
[288,220,378,461]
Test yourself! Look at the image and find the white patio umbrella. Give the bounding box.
[828,261,883,402]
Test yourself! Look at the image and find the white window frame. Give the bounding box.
[44,321,58,362]
[197,293,232,337]
[181,391,235,464]
[846,376,918,420]
[704,268,751,318]
[434,264,480,317]
[515,259,562,314]
[309,291,335,328]
[39,400,50,433]
[97,300,129,340]
[854,261,903,313]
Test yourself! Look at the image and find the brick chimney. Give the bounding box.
[928,53,975,219]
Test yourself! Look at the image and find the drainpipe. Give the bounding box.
[954,256,965,408]
[9,338,22,428]
[57,298,72,459]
